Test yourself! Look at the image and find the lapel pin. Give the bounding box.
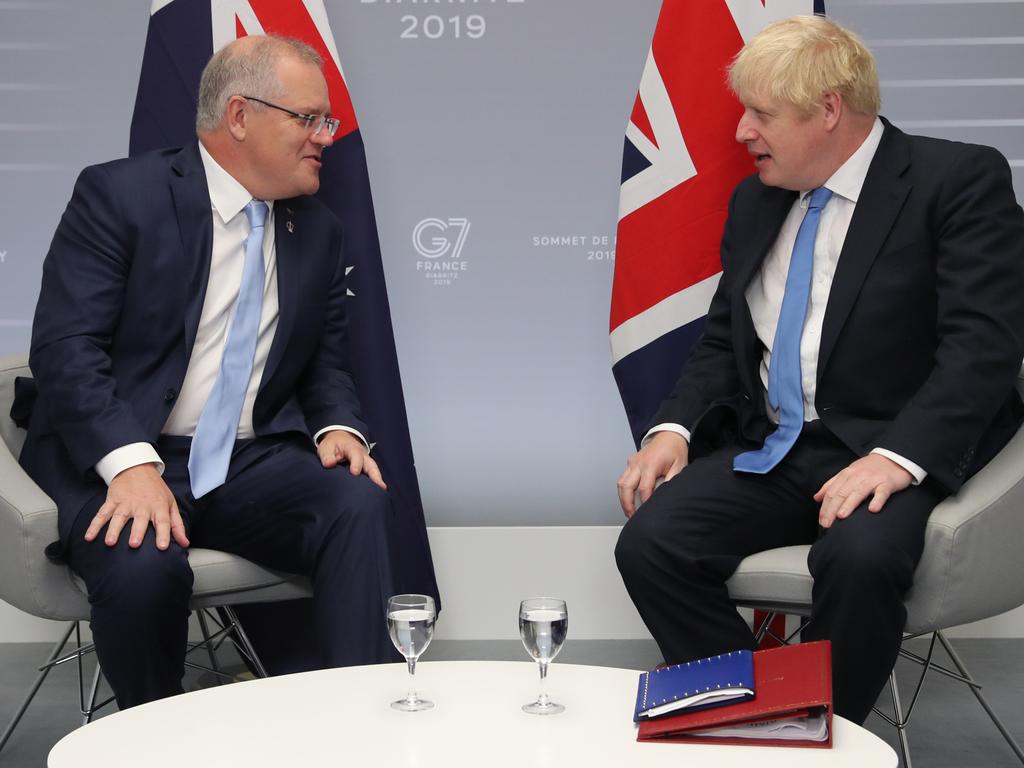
[286,221,295,233]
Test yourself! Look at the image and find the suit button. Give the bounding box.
[953,467,964,478]
[164,388,177,402]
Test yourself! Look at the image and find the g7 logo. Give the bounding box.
[412,218,471,260]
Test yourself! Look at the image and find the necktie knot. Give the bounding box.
[245,200,269,230]
[807,186,833,212]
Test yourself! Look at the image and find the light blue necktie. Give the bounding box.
[188,200,269,498]
[734,187,833,474]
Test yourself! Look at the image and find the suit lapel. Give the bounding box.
[732,186,797,292]
[261,200,302,391]
[817,124,912,379]
[169,143,214,357]
[732,186,796,397]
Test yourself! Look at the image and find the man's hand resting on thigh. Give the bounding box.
[85,463,189,550]
[617,431,689,518]
[317,429,388,491]
[814,453,914,528]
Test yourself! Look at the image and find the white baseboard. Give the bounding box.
[2,526,1022,642]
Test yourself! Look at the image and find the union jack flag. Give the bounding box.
[129,1,440,635]
[611,0,824,445]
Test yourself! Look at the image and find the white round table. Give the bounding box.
[49,661,897,767]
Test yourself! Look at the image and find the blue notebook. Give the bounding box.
[634,649,755,721]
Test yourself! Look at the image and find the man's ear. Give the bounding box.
[821,91,843,132]
[224,95,249,141]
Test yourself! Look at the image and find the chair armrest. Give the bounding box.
[0,437,89,620]
[905,421,1024,632]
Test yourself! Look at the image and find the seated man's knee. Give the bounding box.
[319,473,391,539]
[615,512,658,578]
[810,530,915,592]
[91,540,193,615]
[616,499,727,591]
[615,505,693,580]
[353,478,391,517]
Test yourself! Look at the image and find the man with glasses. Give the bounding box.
[17,35,396,708]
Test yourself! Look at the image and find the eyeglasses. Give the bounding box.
[241,95,340,137]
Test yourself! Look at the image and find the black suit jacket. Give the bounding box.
[18,143,366,544]
[652,121,1024,493]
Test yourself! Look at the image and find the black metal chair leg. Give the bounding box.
[0,622,76,754]
[221,606,269,678]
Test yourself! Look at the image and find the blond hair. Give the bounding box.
[728,15,880,117]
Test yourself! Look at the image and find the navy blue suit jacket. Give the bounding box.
[19,142,366,545]
[652,122,1024,492]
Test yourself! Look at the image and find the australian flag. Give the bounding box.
[129,0,440,628]
[611,0,824,446]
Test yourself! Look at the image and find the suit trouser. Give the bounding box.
[615,421,946,724]
[65,434,396,709]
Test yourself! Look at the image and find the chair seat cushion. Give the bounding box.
[187,549,312,608]
[726,545,813,614]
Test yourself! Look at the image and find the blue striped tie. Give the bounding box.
[733,187,833,474]
[188,200,269,498]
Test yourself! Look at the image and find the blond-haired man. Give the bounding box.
[616,15,1024,723]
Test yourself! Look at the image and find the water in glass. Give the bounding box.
[520,608,568,663]
[388,607,434,660]
[519,598,568,715]
[387,594,436,711]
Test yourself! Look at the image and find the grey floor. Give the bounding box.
[0,635,1022,767]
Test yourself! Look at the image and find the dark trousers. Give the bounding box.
[66,435,396,709]
[615,422,946,724]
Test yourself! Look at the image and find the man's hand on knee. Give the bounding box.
[617,432,689,518]
[317,430,388,491]
[814,454,914,528]
[86,463,189,550]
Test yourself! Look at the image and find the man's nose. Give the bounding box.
[311,128,335,148]
[735,114,756,144]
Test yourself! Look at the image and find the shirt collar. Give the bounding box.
[810,117,884,206]
[197,141,274,225]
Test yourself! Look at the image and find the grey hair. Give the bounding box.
[195,35,323,133]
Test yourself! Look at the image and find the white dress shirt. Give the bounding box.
[648,119,926,483]
[95,143,364,484]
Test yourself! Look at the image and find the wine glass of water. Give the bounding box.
[519,597,568,715]
[387,594,436,711]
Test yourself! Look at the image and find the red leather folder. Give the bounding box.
[637,641,833,748]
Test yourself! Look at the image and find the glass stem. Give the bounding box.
[537,660,550,706]
[406,657,419,703]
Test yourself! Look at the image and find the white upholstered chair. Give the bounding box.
[726,374,1024,767]
[0,354,312,753]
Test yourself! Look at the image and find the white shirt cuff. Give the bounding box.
[313,426,370,451]
[94,443,165,485]
[642,423,691,448]
[871,448,927,485]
